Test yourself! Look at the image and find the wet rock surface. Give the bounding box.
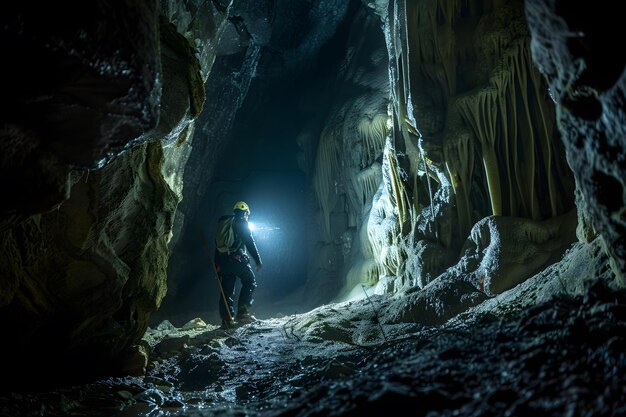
[1,277,625,417]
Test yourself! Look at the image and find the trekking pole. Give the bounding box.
[361,284,388,343]
[204,237,233,322]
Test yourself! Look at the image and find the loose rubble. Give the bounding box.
[1,276,625,417]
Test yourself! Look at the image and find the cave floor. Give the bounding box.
[2,279,626,417]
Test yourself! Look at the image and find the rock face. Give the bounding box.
[525,0,626,282]
[0,0,624,392]
[0,1,161,225]
[0,0,210,386]
[306,0,581,303]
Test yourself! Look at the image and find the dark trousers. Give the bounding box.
[216,254,257,321]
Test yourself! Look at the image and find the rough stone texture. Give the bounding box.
[0,238,622,416]
[164,0,363,313]
[0,1,161,223]
[366,0,578,299]
[300,2,390,304]
[0,0,208,386]
[0,0,623,399]
[0,142,178,386]
[451,209,577,295]
[525,0,626,282]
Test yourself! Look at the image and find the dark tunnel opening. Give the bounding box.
[151,0,362,327]
[150,76,317,325]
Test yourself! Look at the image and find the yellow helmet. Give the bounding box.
[233,201,250,214]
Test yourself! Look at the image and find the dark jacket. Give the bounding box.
[231,215,262,266]
[215,213,262,268]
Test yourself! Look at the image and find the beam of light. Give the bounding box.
[248,222,280,232]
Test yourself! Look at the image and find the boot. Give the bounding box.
[236,312,257,324]
[220,318,235,330]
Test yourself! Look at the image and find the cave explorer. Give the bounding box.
[214,201,263,329]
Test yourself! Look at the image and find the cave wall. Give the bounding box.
[303,0,581,302]
[374,0,626,328]
[163,3,263,306]
[525,0,626,283]
[0,0,368,383]
[300,2,390,305]
[1,0,624,388]
[0,2,161,226]
[0,0,218,384]
[163,0,365,316]
[344,0,580,298]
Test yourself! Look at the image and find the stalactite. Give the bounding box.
[443,126,474,240]
[378,0,577,297]
[393,0,428,244]
[491,67,516,216]
[313,127,340,241]
[435,25,457,97]
[456,38,570,222]
[356,163,382,205]
[406,0,463,106]
[411,170,425,214]
[502,46,525,217]
[409,0,437,64]
[417,138,438,239]
[456,87,502,216]
[385,146,409,229]
[512,41,540,220]
[526,45,560,217]
[400,0,414,115]
[436,0,467,26]
[358,114,388,168]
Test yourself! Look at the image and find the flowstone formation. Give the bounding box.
[380,0,578,292]
[306,0,580,309]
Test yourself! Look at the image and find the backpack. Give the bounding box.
[215,215,236,253]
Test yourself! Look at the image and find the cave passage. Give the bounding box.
[2,0,626,416]
[154,0,359,327]
[153,61,325,327]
